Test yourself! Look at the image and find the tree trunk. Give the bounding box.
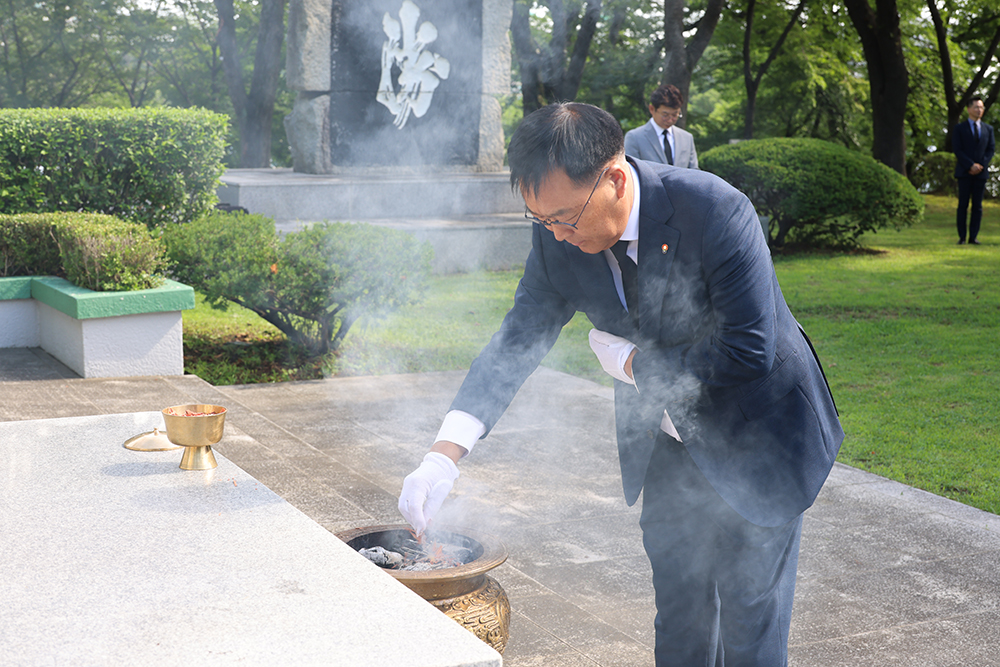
[843,0,908,174]
[660,0,724,128]
[742,0,808,140]
[214,0,286,167]
[510,0,602,114]
[927,0,1000,152]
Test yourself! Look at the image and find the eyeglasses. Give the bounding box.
[524,166,610,230]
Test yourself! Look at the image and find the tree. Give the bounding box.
[510,0,603,114]
[925,0,1000,150]
[94,0,169,107]
[688,1,871,153]
[842,0,909,174]
[0,0,113,107]
[213,0,287,167]
[740,0,808,139]
[659,0,725,126]
[577,0,665,129]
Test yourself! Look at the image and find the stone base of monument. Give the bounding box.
[217,168,532,274]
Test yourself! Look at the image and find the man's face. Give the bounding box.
[522,164,629,254]
[649,104,681,130]
[968,100,985,121]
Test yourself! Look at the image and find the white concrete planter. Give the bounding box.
[0,276,195,378]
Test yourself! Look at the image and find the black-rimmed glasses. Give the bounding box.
[524,166,610,230]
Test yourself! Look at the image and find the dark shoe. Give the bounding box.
[958,239,966,244]
[970,239,981,245]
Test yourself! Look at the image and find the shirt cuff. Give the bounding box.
[435,410,486,455]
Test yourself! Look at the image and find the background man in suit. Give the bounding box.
[953,96,995,245]
[399,103,843,666]
[624,84,698,169]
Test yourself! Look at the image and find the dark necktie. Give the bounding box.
[610,240,638,319]
[975,122,980,141]
[663,130,673,165]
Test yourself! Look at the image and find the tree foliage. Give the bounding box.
[3,0,998,181]
[0,0,291,168]
[511,0,603,114]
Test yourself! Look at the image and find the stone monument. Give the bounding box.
[220,0,525,273]
[285,0,512,174]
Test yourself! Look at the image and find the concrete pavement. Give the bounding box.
[2,346,998,666]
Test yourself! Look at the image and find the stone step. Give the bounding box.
[217,168,531,274]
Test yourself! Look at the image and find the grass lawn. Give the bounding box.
[182,194,1000,514]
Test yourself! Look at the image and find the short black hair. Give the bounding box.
[968,96,984,106]
[507,103,624,197]
[650,84,683,110]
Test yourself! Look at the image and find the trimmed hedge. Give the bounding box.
[163,211,433,356]
[0,213,165,291]
[701,138,925,248]
[0,107,228,228]
[909,151,957,196]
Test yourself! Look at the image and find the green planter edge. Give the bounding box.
[0,276,195,320]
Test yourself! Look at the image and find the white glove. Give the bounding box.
[588,328,637,385]
[398,452,460,536]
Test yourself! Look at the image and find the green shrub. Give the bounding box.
[0,107,228,228]
[163,212,434,356]
[909,151,957,196]
[0,212,165,291]
[0,214,62,276]
[701,138,925,248]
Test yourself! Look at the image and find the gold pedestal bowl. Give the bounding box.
[161,404,227,470]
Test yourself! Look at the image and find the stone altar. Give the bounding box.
[0,412,501,666]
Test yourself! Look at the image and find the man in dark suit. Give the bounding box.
[399,103,843,666]
[624,84,698,169]
[953,96,995,245]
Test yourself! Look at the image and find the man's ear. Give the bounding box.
[608,162,629,199]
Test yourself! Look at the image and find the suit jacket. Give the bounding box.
[624,119,698,169]
[451,158,843,528]
[953,119,995,180]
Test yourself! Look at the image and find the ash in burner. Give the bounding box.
[358,546,403,568]
[355,530,476,571]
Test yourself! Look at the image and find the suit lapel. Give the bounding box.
[563,160,680,336]
[643,122,667,163]
[633,161,679,338]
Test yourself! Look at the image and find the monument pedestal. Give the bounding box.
[217,168,532,274]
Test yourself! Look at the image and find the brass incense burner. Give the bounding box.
[338,524,510,654]
[161,404,227,470]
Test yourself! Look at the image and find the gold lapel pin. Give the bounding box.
[661,244,669,254]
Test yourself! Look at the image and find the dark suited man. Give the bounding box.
[624,84,698,168]
[399,103,843,666]
[953,96,995,244]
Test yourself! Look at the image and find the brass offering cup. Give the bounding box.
[161,404,227,470]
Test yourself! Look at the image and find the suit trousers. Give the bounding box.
[957,177,987,242]
[640,433,802,667]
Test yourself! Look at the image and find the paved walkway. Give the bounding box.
[2,347,998,666]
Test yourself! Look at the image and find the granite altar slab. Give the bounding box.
[0,412,500,666]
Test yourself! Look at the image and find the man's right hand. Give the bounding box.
[398,451,460,535]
